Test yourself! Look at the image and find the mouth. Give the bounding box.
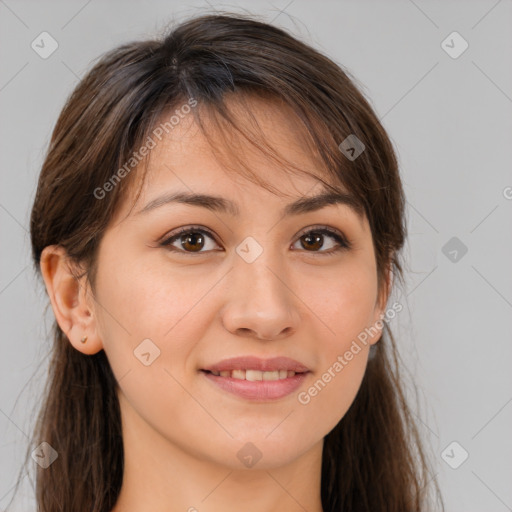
[199,356,311,401]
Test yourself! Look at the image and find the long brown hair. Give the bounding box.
[12,11,443,511]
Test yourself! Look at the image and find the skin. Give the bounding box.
[40,94,390,512]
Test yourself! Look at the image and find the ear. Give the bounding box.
[40,245,103,355]
[368,262,393,346]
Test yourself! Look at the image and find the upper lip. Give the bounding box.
[202,356,310,373]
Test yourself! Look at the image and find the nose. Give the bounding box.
[220,251,301,341]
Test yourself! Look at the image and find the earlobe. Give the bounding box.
[40,245,103,355]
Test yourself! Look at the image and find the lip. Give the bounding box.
[201,370,309,401]
[200,356,311,401]
[202,356,310,373]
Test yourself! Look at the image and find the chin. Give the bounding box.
[202,431,321,471]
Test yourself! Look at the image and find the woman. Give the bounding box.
[16,11,442,512]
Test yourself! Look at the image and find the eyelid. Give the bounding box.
[295,224,347,243]
[159,224,219,245]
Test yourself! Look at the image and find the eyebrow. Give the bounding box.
[137,190,364,219]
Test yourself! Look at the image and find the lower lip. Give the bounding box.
[201,370,309,401]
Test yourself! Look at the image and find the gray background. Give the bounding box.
[1,0,511,510]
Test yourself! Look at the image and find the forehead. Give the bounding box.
[142,94,328,193]
[152,93,322,175]
[119,93,366,226]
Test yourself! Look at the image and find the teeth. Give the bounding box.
[246,370,263,381]
[232,369,246,380]
[208,369,297,380]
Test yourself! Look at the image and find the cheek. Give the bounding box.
[296,290,372,438]
[92,256,221,446]
[287,262,377,433]
[305,260,379,349]
[93,249,230,394]
[296,352,369,443]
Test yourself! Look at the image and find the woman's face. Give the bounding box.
[89,96,388,470]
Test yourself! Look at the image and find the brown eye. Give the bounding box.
[160,227,219,254]
[293,227,350,256]
[179,231,205,252]
[300,232,324,251]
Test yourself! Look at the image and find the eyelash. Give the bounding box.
[159,224,351,257]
